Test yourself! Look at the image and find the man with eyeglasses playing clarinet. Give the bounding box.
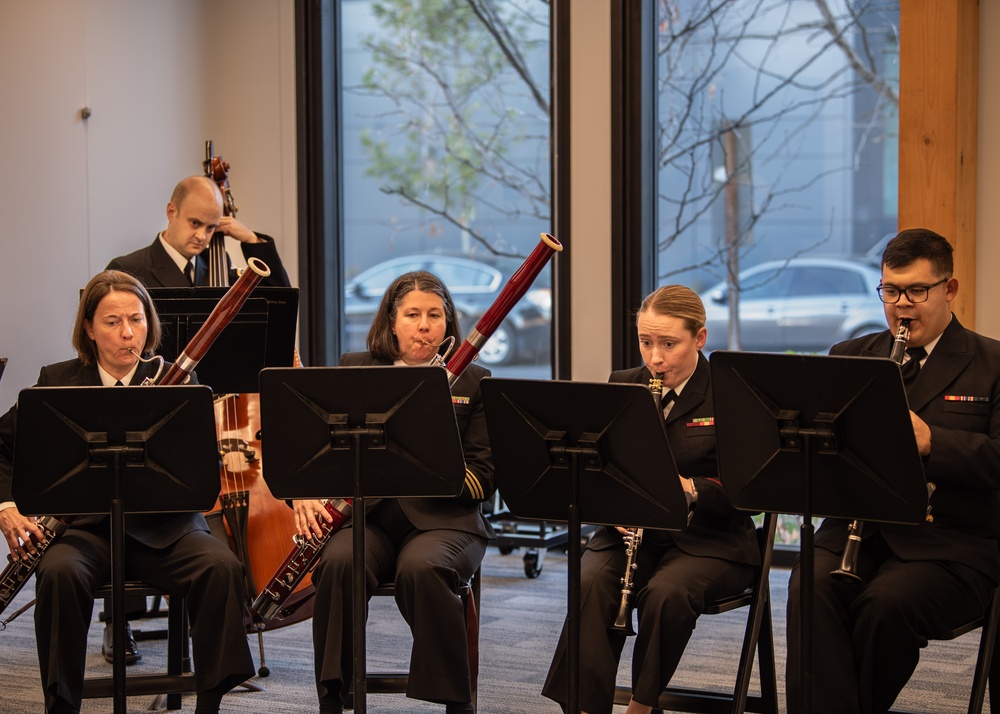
[786,228,1000,714]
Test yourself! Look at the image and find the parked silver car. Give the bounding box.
[700,257,887,353]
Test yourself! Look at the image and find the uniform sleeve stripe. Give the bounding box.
[465,468,484,500]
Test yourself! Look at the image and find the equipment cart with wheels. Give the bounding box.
[486,493,596,578]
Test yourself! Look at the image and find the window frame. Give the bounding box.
[295,0,570,372]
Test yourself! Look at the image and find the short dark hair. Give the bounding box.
[366,270,463,361]
[73,270,162,366]
[882,228,954,278]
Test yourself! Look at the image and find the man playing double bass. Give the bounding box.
[786,228,1000,713]
[107,175,291,290]
[102,174,292,665]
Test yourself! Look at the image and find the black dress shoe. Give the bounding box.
[102,621,141,665]
[444,702,474,713]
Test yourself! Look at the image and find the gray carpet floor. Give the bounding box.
[0,545,991,712]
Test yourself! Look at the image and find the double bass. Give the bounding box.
[201,143,315,653]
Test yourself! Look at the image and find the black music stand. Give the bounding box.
[258,366,466,714]
[710,351,927,714]
[12,385,218,714]
[480,378,689,714]
[149,286,299,393]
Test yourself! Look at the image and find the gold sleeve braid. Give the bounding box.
[464,468,485,500]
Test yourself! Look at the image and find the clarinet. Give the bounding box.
[611,372,663,634]
[830,319,910,582]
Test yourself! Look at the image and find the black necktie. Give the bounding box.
[662,389,678,416]
[900,346,927,387]
[114,380,124,386]
[185,261,196,286]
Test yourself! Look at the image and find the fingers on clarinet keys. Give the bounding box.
[102,621,141,665]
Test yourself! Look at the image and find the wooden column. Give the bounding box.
[898,0,978,326]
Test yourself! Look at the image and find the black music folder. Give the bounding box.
[149,286,298,393]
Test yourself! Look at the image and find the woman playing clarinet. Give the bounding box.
[542,285,759,714]
[0,269,254,714]
[292,270,495,714]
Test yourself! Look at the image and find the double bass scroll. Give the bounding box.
[203,140,238,287]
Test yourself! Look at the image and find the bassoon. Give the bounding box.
[0,516,68,625]
[445,233,561,385]
[0,259,271,621]
[251,232,563,623]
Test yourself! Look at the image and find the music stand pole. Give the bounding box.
[564,449,583,714]
[258,366,468,714]
[479,378,689,714]
[709,351,928,714]
[798,432,819,712]
[351,435,368,714]
[107,447,128,710]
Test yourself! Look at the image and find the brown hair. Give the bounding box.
[72,270,162,366]
[637,284,706,336]
[367,271,463,361]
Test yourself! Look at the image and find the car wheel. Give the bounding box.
[477,323,517,365]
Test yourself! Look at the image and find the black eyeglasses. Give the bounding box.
[876,278,948,304]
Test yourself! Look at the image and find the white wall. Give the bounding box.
[0,0,297,407]
[1,1,92,407]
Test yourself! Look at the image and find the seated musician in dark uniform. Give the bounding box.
[292,270,495,714]
[542,285,760,714]
[785,228,1000,713]
[0,269,254,714]
[106,174,291,289]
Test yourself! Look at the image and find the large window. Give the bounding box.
[328,0,554,375]
[651,0,899,355]
[623,0,901,548]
